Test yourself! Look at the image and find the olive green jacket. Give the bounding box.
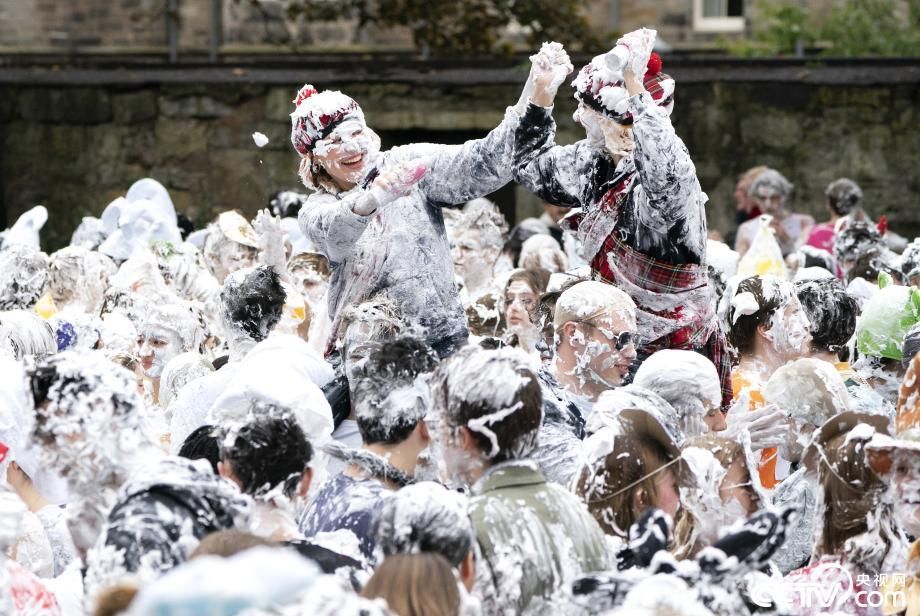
[469,460,607,615]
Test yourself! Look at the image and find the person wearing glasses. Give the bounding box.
[549,281,638,418]
[514,29,731,409]
[529,281,639,487]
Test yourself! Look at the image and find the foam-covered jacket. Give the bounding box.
[85,457,250,591]
[469,460,607,615]
[299,103,553,352]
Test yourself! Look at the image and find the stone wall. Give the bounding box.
[1,58,918,251]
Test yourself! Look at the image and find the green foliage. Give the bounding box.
[242,0,603,56]
[722,0,814,57]
[723,0,920,57]
[818,0,920,55]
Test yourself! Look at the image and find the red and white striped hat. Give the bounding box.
[572,52,675,125]
[289,84,365,156]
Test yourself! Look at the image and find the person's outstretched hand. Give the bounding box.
[725,401,789,451]
[529,42,573,107]
[355,159,428,216]
[253,208,287,272]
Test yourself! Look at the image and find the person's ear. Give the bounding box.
[218,461,243,490]
[561,322,579,346]
[418,420,431,445]
[634,487,648,511]
[298,467,314,499]
[459,426,478,453]
[755,321,772,342]
[460,550,476,593]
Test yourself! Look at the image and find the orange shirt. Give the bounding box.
[731,371,780,489]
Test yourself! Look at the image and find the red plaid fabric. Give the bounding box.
[589,179,734,408]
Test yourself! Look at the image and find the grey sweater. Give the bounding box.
[299,103,553,350]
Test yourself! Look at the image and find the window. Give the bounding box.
[694,0,745,32]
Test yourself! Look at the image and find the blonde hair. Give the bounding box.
[361,553,461,616]
[738,165,768,187]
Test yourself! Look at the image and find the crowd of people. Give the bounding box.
[1,27,919,616]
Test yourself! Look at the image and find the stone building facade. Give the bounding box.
[0,0,842,53]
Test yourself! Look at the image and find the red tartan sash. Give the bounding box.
[589,179,710,349]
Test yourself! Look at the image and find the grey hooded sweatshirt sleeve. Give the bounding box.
[300,102,553,350]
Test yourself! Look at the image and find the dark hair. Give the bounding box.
[220,266,285,342]
[503,268,551,330]
[179,425,221,474]
[903,325,920,367]
[28,355,140,442]
[798,246,836,273]
[219,404,313,498]
[794,277,858,355]
[176,213,195,240]
[502,222,547,266]
[844,252,904,286]
[354,337,439,445]
[431,347,543,463]
[825,178,863,217]
[465,292,503,338]
[269,190,309,218]
[835,221,882,267]
[504,268,550,300]
[726,276,789,356]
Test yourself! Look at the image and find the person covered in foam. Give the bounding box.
[0,244,49,312]
[372,481,476,593]
[166,265,289,451]
[513,28,733,409]
[449,198,509,306]
[763,358,855,573]
[674,433,766,560]
[0,356,73,579]
[300,337,436,564]
[632,349,727,437]
[216,402,361,576]
[532,280,639,486]
[97,178,183,265]
[721,275,813,489]
[200,211,261,285]
[794,271,892,415]
[47,246,117,315]
[428,345,606,614]
[136,302,205,408]
[735,169,814,258]
[291,43,573,358]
